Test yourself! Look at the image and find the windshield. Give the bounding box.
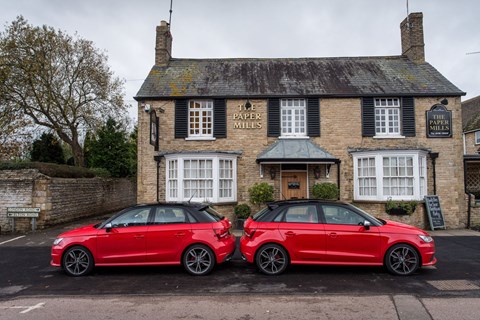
[349,204,384,225]
[252,207,271,221]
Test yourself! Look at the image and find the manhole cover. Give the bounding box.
[427,280,480,291]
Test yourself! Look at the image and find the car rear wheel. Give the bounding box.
[183,245,215,276]
[62,246,94,277]
[385,243,420,276]
[256,244,288,275]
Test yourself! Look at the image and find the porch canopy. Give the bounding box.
[256,139,340,164]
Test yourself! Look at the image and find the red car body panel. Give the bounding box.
[51,219,235,269]
[240,216,436,268]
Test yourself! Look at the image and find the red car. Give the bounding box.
[51,203,235,276]
[240,200,436,276]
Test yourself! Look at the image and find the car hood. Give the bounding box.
[381,219,430,235]
[57,224,99,238]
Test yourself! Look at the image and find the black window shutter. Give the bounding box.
[175,99,188,139]
[213,99,226,138]
[268,98,280,137]
[402,97,416,137]
[307,98,320,137]
[361,97,375,137]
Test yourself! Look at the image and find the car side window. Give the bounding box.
[153,207,187,224]
[283,205,318,223]
[322,205,365,225]
[110,208,150,228]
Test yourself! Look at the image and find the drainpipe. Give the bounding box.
[430,152,439,195]
[337,160,341,200]
[154,155,161,203]
[463,132,466,155]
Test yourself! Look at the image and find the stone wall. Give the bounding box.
[0,169,136,233]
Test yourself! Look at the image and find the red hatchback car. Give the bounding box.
[240,200,436,276]
[51,203,235,276]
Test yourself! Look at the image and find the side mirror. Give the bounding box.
[105,223,113,232]
[363,220,371,230]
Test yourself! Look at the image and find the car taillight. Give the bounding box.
[244,227,256,238]
[214,228,229,239]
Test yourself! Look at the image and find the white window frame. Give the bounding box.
[374,98,402,137]
[353,150,427,201]
[188,100,214,139]
[165,154,237,203]
[475,131,480,144]
[280,99,307,137]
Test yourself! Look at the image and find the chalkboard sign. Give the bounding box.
[424,196,446,230]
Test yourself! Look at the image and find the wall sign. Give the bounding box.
[233,103,262,129]
[424,195,446,230]
[426,104,452,138]
[150,110,159,151]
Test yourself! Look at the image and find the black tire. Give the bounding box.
[384,243,420,276]
[255,244,289,275]
[182,244,215,276]
[62,246,94,277]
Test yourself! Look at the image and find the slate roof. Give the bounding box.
[256,139,339,163]
[135,56,464,99]
[462,96,480,131]
[464,112,480,132]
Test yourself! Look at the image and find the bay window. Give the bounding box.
[353,150,427,201]
[165,154,237,203]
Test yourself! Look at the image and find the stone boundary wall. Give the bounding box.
[0,169,136,233]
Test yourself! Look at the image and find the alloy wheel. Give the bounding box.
[256,244,288,275]
[183,245,214,276]
[386,244,420,276]
[63,246,93,276]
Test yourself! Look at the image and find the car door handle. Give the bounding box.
[134,235,144,239]
[175,232,186,237]
[328,232,337,238]
[285,231,296,237]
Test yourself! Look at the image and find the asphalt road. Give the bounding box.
[1,226,480,299]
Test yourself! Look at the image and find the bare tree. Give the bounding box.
[0,16,127,166]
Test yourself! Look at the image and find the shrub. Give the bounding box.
[234,203,251,219]
[311,182,339,200]
[248,182,274,205]
[385,198,418,215]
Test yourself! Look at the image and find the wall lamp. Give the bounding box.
[269,167,276,180]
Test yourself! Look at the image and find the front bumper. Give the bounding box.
[239,235,255,263]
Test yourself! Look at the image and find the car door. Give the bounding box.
[96,207,150,264]
[321,204,381,263]
[145,206,193,263]
[277,204,326,262]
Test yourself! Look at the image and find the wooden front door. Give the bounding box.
[281,172,308,200]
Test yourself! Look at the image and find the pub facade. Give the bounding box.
[135,12,466,228]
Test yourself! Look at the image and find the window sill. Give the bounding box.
[185,137,216,141]
[279,136,310,139]
[373,135,405,139]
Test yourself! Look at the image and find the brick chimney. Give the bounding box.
[400,12,425,63]
[155,20,172,66]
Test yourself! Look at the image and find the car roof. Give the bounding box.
[132,202,209,209]
[266,199,350,209]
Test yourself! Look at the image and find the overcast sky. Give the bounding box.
[2,0,479,121]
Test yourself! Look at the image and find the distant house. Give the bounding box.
[135,12,467,228]
[463,96,480,202]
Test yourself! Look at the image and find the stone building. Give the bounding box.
[463,96,480,206]
[135,12,466,228]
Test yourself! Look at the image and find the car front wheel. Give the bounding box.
[255,244,289,275]
[62,246,94,277]
[183,245,215,276]
[385,243,420,276]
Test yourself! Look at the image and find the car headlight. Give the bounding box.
[53,238,64,246]
[418,235,433,243]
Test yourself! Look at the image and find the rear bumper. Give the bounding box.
[216,235,236,264]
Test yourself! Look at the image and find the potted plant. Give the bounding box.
[234,203,251,230]
[385,198,418,215]
[311,182,339,200]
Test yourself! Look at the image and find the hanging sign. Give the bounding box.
[426,104,452,138]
